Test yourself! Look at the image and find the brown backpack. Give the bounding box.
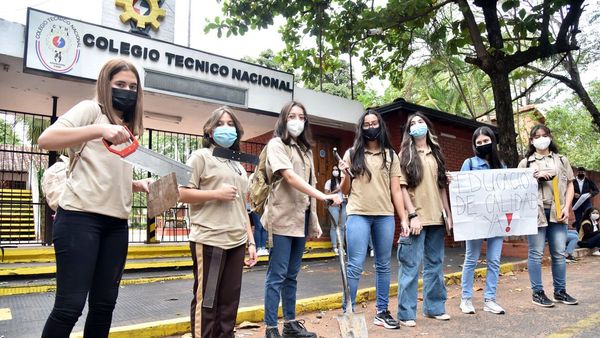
[248,142,292,216]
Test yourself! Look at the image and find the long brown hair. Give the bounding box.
[399,112,448,188]
[96,58,144,136]
[350,109,395,182]
[201,106,244,151]
[273,101,314,151]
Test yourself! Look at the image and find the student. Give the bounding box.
[518,124,578,307]
[324,165,346,255]
[338,109,408,330]
[577,207,600,254]
[458,126,506,315]
[38,59,150,338]
[572,167,599,231]
[262,101,341,338]
[248,173,269,256]
[565,227,579,262]
[179,106,258,338]
[397,112,453,327]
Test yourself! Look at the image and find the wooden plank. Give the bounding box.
[147,173,179,219]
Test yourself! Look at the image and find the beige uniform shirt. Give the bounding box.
[55,100,133,219]
[518,152,574,226]
[345,148,401,216]
[261,137,320,238]
[184,147,248,249]
[399,148,444,226]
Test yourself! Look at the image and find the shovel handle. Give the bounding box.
[102,126,139,158]
[333,147,354,178]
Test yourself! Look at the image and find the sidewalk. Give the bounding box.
[217,255,600,338]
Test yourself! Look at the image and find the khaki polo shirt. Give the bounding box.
[55,100,133,219]
[344,148,401,216]
[184,147,248,249]
[518,152,574,226]
[399,148,444,226]
[261,137,319,237]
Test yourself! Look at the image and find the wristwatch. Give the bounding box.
[408,212,418,220]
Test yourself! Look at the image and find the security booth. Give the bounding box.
[0,5,362,245]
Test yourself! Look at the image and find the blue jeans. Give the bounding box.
[461,236,504,300]
[397,225,446,320]
[263,212,308,327]
[344,215,395,312]
[527,209,567,293]
[251,212,267,248]
[566,230,579,255]
[328,202,347,249]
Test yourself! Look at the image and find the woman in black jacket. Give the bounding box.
[577,207,600,255]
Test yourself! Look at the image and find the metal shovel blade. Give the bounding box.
[336,312,369,338]
[333,204,369,338]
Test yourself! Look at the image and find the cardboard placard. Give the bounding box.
[147,172,180,218]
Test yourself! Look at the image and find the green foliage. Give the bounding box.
[0,118,22,145]
[545,81,600,171]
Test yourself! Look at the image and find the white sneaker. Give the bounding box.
[398,319,416,327]
[483,299,505,314]
[460,298,475,314]
[257,248,269,256]
[370,249,375,257]
[333,248,339,256]
[592,250,600,256]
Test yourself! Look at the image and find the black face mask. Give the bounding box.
[475,143,493,158]
[112,88,137,121]
[577,174,585,179]
[363,127,381,141]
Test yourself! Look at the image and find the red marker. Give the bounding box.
[505,213,513,232]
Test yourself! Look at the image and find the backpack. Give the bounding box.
[42,155,75,211]
[248,142,292,216]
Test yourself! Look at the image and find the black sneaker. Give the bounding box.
[565,254,577,263]
[373,309,400,329]
[265,327,282,338]
[532,290,555,307]
[553,290,578,305]
[282,320,316,338]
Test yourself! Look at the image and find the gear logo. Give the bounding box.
[34,18,81,73]
[116,0,166,34]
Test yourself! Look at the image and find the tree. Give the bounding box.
[544,81,600,170]
[207,0,587,167]
[0,118,22,145]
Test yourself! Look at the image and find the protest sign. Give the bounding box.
[449,168,538,241]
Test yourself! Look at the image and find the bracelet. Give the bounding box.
[247,242,256,247]
[408,212,418,220]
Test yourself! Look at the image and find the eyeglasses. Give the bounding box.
[362,122,379,129]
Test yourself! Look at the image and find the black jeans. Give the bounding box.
[42,207,128,338]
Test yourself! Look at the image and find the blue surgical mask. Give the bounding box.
[409,123,428,138]
[213,126,237,148]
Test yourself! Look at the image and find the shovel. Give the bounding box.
[334,203,369,338]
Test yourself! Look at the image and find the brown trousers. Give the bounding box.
[189,242,245,338]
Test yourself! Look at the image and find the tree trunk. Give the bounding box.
[573,83,600,130]
[489,71,519,167]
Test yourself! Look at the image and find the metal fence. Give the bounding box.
[0,109,267,245]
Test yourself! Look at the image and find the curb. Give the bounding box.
[0,252,337,295]
[73,259,532,338]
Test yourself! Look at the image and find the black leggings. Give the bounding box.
[41,208,128,338]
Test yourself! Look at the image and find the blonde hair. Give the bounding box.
[95,58,144,136]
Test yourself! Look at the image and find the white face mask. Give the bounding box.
[532,136,551,150]
[591,213,600,221]
[287,119,305,138]
[332,171,340,177]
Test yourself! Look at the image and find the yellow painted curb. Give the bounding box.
[82,261,524,338]
[1,242,331,263]
[547,311,600,338]
[0,251,336,278]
